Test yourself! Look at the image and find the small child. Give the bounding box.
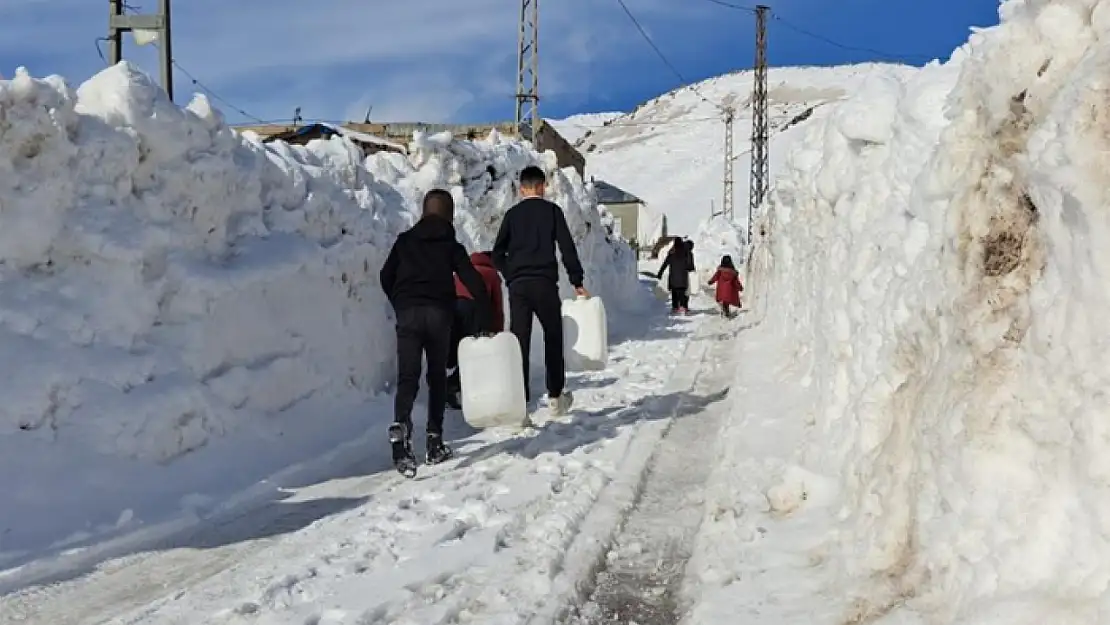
[379,189,493,478]
[708,255,743,318]
[446,250,504,409]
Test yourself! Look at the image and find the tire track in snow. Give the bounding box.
[562,321,738,625]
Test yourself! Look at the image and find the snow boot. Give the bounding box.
[389,423,418,478]
[548,391,574,417]
[426,433,454,465]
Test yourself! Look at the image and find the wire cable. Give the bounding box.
[769,14,934,63]
[613,0,729,114]
[167,59,267,123]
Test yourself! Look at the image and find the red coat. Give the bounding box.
[708,267,742,306]
[455,252,504,331]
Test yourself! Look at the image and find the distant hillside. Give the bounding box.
[546,112,623,145]
[557,64,917,237]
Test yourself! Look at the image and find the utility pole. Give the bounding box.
[107,0,174,102]
[722,107,735,221]
[515,0,540,144]
[748,4,770,245]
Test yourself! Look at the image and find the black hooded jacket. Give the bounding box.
[379,215,493,329]
[657,240,693,289]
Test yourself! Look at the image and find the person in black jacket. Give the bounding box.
[492,165,588,416]
[379,189,493,477]
[657,238,693,314]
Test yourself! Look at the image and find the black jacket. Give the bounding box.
[380,216,493,330]
[492,197,585,288]
[657,245,693,290]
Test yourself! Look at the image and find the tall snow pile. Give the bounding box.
[749,0,1110,622]
[0,62,640,544]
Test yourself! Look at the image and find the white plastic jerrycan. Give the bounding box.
[458,331,528,428]
[562,295,608,371]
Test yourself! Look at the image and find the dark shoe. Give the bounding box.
[389,423,418,478]
[426,433,454,465]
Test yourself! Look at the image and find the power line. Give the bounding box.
[697,0,757,11]
[168,59,267,123]
[612,0,728,113]
[695,0,933,63]
[769,14,933,63]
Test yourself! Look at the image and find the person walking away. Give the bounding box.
[379,189,493,477]
[708,254,743,318]
[446,250,504,409]
[656,238,693,314]
[492,165,588,416]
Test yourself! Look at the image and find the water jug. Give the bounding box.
[562,295,608,371]
[458,331,527,428]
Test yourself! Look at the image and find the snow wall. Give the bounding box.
[0,63,643,555]
[748,0,1110,622]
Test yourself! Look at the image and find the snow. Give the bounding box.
[9,0,1104,619]
[1,303,735,624]
[684,0,1110,623]
[0,62,644,572]
[572,64,919,241]
[545,112,622,146]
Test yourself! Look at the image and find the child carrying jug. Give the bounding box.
[708,255,743,319]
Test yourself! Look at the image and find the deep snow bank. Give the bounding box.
[748,0,1110,622]
[0,62,641,559]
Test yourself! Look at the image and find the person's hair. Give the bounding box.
[720,254,735,270]
[422,188,454,221]
[519,166,546,188]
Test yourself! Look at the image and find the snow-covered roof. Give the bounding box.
[594,179,643,205]
[322,123,407,153]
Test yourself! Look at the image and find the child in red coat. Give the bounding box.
[708,255,743,319]
[447,251,504,408]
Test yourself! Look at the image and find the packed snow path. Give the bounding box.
[566,325,735,625]
[0,303,737,625]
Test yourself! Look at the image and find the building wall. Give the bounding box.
[603,202,641,244]
[231,120,585,177]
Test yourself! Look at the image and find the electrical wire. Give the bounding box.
[612,0,730,114]
[769,14,934,63]
[694,0,934,63]
[697,0,757,12]
[167,59,267,123]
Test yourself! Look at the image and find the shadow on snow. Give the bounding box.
[0,282,712,595]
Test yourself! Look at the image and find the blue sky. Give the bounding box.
[0,0,1000,126]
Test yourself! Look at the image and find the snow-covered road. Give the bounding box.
[2,302,739,625]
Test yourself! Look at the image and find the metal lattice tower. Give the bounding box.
[722,107,735,221]
[515,0,540,143]
[748,5,770,244]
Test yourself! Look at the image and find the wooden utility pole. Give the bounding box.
[107,0,174,101]
[722,107,735,221]
[515,0,540,143]
[748,5,770,245]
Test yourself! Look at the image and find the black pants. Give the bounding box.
[394,305,453,436]
[670,287,689,310]
[446,299,477,393]
[508,278,565,401]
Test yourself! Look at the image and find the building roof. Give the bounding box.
[593,179,643,205]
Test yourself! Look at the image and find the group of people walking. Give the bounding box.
[655,238,744,318]
[378,166,745,477]
[378,166,586,477]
